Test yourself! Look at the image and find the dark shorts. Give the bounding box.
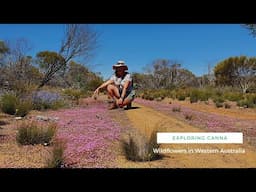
[119,89,136,101]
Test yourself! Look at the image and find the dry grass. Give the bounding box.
[0,112,55,168]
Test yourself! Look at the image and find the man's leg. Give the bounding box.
[119,98,132,108]
[106,84,120,109]
[119,91,135,109]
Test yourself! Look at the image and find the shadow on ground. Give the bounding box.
[124,106,140,110]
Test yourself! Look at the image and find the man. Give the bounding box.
[93,60,135,109]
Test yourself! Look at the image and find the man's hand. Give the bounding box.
[117,97,124,107]
[93,88,100,100]
[94,88,99,95]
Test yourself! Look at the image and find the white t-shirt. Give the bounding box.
[110,72,133,93]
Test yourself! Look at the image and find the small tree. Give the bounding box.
[0,40,9,65]
[37,51,66,88]
[243,24,256,37]
[214,56,256,93]
[37,24,98,88]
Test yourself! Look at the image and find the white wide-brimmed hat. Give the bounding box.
[112,60,128,70]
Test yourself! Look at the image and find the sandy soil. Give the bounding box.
[1,95,256,168]
[163,98,256,120]
[0,114,52,168]
[116,101,256,168]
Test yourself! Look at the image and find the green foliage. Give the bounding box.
[245,94,256,105]
[36,51,66,88]
[121,131,161,162]
[0,93,18,115]
[63,88,83,104]
[51,100,66,110]
[237,100,249,108]
[0,40,9,54]
[46,140,66,168]
[37,51,65,70]
[16,121,57,145]
[147,131,162,161]
[184,113,193,120]
[189,88,211,103]
[141,89,172,100]
[214,89,223,97]
[172,107,181,112]
[175,89,187,101]
[199,90,211,101]
[223,92,243,102]
[189,89,199,103]
[15,100,33,117]
[243,24,256,38]
[142,94,154,100]
[12,82,38,97]
[177,95,186,101]
[0,40,9,65]
[85,79,104,91]
[237,94,256,108]
[213,96,225,104]
[224,103,231,109]
[122,136,139,161]
[139,87,256,109]
[214,56,256,93]
[215,102,223,108]
[67,61,104,90]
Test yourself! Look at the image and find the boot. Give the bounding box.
[125,102,132,109]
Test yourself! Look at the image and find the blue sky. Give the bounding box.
[1,24,256,80]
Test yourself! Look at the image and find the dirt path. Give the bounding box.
[1,94,256,168]
[118,102,256,168]
[163,98,256,120]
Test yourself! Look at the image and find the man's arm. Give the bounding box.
[94,79,114,95]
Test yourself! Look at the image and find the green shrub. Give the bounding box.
[16,121,57,145]
[245,94,256,106]
[189,89,200,103]
[184,113,193,120]
[223,92,243,102]
[141,89,171,101]
[12,82,38,97]
[0,93,18,115]
[189,89,211,103]
[46,140,66,168]
[167,90,176,99]
[215,102,223,108]
[122,136,139,161]
[147,131,161,161]
[213,96,225,104]
[215,89,223,97]
[121,131,161,162]
[15,100,33,117]
[172,107,181,112]
[49,100,66,110]
[143,93,154,101]
[237,99,255,108]
[224,103,231,109]
[85,79,104,91]
[199,91,211,101]
[177,95,186,101]
[63,89,83,104]
[175,89,187,101]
